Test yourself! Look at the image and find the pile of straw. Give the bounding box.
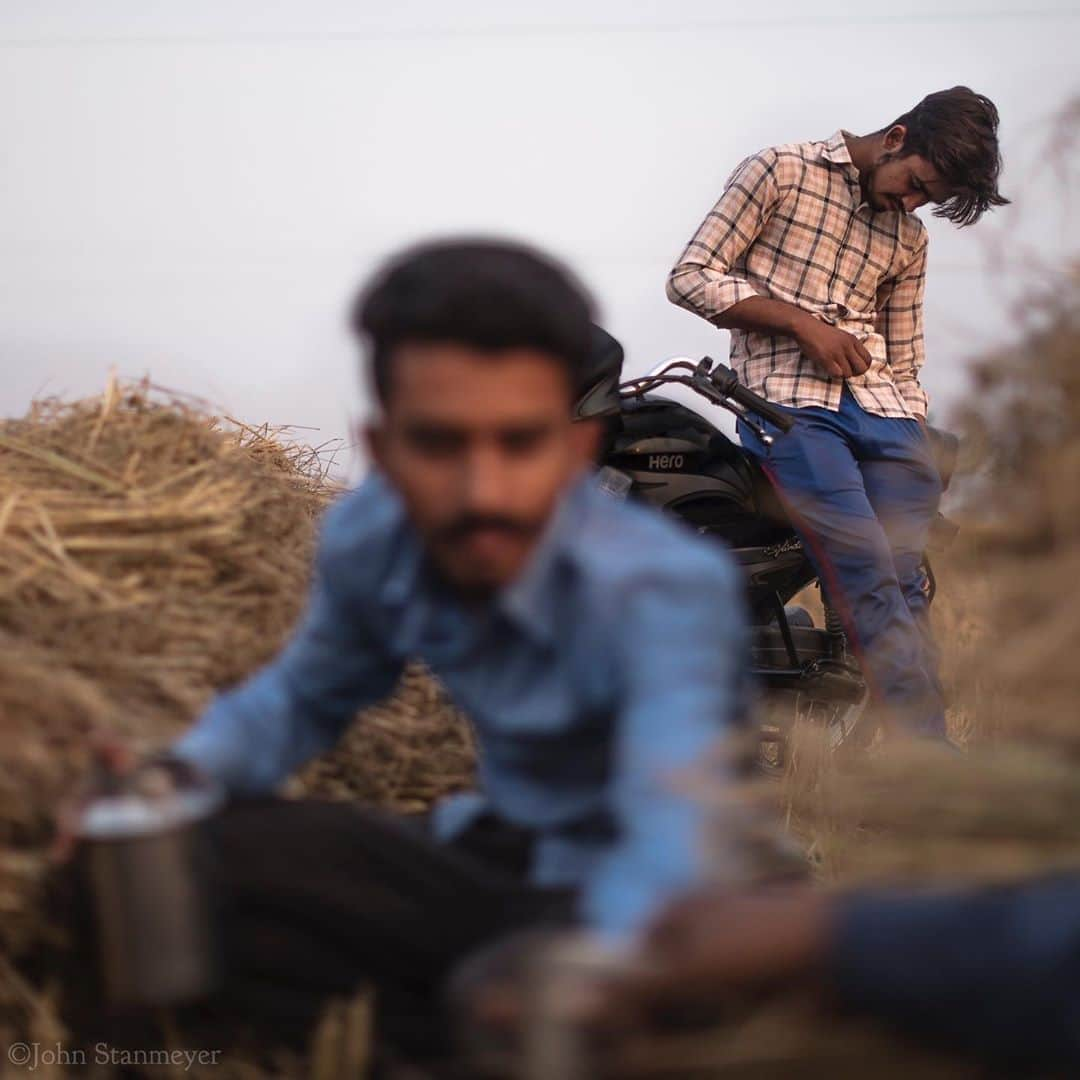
[295,667,476,812]
[0,380,473,1063]
[0,380,326,950]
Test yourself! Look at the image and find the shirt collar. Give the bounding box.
[822,129,871,209]
[821,129,855,167]
[497,474,589,646]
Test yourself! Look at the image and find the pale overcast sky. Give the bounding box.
[1,2,1077,471]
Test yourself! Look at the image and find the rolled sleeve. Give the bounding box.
[667,150,782,324]
[704,276,764,319]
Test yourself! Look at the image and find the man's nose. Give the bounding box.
[903,193,928,213]
[461,448,509,511]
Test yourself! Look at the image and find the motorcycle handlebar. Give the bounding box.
[707,361,795,433]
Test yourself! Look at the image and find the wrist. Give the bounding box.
[783,307,815,343]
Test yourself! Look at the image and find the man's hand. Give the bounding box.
[451,929,645,1070]
[612,886,834,1009]
[51,738,196,862]
[50,734,137,863]
[717,297,871,379]
[792,315,872,379]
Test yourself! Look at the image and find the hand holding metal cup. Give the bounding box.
[63,743,225,1009]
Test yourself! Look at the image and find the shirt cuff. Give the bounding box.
[171,721,238,790]
[705,277,762,321]
[170,691,278,796]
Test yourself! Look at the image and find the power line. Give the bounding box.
[0,9,1075,49]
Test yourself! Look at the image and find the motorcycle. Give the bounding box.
[575,330,959,770]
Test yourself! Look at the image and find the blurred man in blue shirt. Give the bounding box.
[167,239,748,1056]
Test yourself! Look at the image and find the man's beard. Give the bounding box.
[427,511,544,601]
[861,150,899,210]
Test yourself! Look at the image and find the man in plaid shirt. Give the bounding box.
[668,87,1007,735]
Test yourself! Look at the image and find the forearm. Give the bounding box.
[722,297,873,380]
[172,666,350,794]
[174,572,403,793]
[713,296,814,338]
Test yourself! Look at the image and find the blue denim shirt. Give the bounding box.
[174,471,747,938]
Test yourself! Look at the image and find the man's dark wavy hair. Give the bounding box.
[351,239,595,404]
[887,86,1009,226]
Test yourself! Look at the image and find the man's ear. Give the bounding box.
[883,123,907,154]
[569,418,603,466]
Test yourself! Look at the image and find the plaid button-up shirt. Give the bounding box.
[667,130,929,419]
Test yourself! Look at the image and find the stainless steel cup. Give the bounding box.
[522,936,634,1080]
[76,774,224,1008]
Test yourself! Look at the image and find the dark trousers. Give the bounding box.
[740,387,945,736]
[68,798,575,1060]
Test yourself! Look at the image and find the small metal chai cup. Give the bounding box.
[76,771,224,1009]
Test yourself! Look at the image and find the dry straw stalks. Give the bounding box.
[0,378,473,1075]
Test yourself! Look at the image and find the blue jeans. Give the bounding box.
[738,387,945,737]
